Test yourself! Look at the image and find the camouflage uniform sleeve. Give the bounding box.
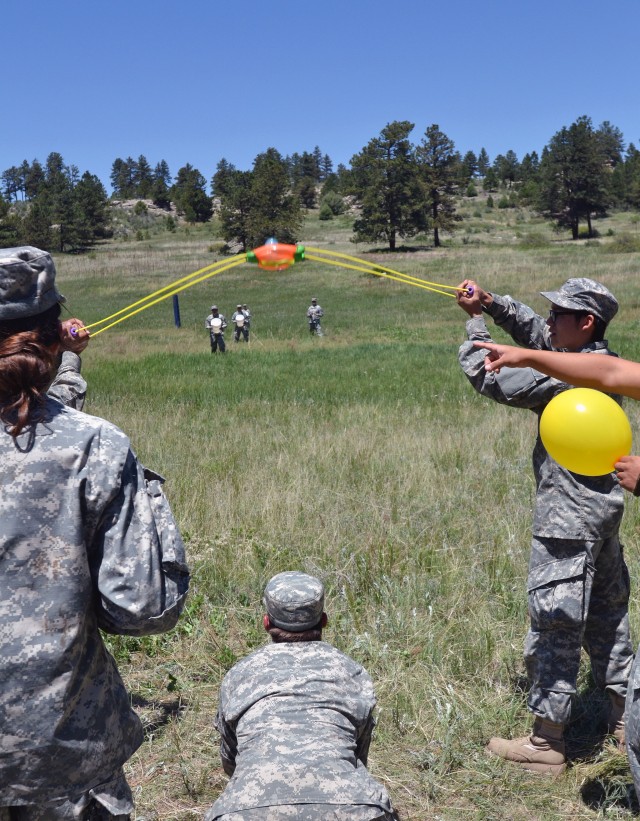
[47,351,87,410]
[485,292,551,350]
[90,443,189,636]
[215,704,238,776]
[458,315,566,410]
[355,711,375,766]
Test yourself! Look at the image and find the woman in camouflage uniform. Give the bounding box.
[0,247,189,821]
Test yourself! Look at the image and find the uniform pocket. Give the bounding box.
[527,555,587,631]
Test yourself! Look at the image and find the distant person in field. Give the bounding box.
[206,304,227,353]
[242,304,252,340]
[456,277,632,775]
[471,339,640,802]
[0,246,189,820]
[307,297,324,336]
[232,304,249,343]
[205,571,397,821]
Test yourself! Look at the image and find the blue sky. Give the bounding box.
[4,0,639,193]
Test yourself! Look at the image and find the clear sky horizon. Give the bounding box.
[4,0,639,194]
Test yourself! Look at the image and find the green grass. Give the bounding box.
[53,203,640,819]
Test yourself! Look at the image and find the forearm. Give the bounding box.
[510,351,640,399]
[48,351,87,409]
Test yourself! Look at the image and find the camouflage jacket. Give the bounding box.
[458,293,624,539]
[0,397,189,804]
[205,313,227,333]
[47,351,87,410]
[205,641,394,819]
[307,305,323,320]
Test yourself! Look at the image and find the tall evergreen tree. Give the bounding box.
[171,164,213,223]
[320,154,333,181]
[416,124,459,248]
[537,116,611,238]
[597,121,625,168]
[460,150,478,185]
[0,191,19,246]
[110,157,138,198]
[19,198,52,249]
[216,169,253,251]
[152,160,172,209]
[24,160,46,200]
[1,167,22,202]
[40,152,77,252]
[350,121,426,251]
[135,155,154,198]
[73,172,111,243]
[477,147,490,177]
[493,151,520,187]
[246,148,302,246]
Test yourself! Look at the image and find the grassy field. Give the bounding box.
[55,200,640,820]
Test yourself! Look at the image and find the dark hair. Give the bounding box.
[0,304,61,437]
[572,311,607,342]
[267,623,323,643]
[591,316,607,342]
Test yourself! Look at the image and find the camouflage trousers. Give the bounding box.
[210,333,226,353]
[0,806,128,821]
[524,534,633,725]
[0,768,132,821]
[216,806,397,820]
[626,652,640,802]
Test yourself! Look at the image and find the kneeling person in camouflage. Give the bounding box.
[205,571,397,821]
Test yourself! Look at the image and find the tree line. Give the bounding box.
[2,116,639,253]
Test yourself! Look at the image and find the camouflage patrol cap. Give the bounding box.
[263,571,325,631]
[540,278,618,324]
[211,305,218,311]
[0,246,64,320]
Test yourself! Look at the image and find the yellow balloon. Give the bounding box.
[540,388,632,476]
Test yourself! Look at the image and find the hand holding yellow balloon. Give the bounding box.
[540,388,632,476]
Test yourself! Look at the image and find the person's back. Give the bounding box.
[0,246,189,818]
[206,572,396,821]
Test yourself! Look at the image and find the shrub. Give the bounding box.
[320,191,345,216]
[319,203,334,221]
[466,183,478,198]
[603,233,640,253]
[134,201,148,216]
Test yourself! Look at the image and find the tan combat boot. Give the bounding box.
[486,718,566,775]
[606,692,626,750]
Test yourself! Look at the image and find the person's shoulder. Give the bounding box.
[46,399,132,449]
[318,641,369,671]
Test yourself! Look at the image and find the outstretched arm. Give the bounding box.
[474,342,640,401]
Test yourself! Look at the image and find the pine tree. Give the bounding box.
[73,172,111,243]
[214,164,253,251]
[246,148,302,247]
[416,124,459,248]
[171,164,212,223]
[135,155,154,198]
[152,161,172,209]
[537,116,612,239]
[350,121,426,251]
